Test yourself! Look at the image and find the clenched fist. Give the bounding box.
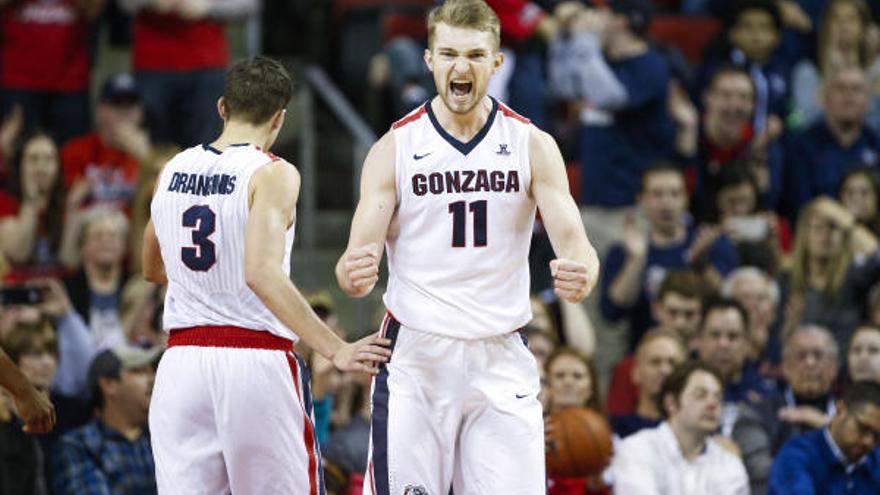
[550,258,593,303]
[340,243,381,297]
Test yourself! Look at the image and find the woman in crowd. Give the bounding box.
[0,130,72,281]
[544,347,607,495]
[782,196,880,355]
[838,167,880,235]
[848,325,880,383]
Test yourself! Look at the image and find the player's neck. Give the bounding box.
[431,96,493,142]
[212,121,272,151]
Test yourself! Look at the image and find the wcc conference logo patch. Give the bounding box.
[404,485,429,495]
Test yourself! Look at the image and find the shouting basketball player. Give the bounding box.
[336,1,600,493]
[143,56,391,494]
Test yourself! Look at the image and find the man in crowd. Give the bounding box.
[768,381,880,494]
[610,328,687,438]
[612,360,749,493]
[52,346,160,494]
[733,325,840,494]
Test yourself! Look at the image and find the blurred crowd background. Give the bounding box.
[3,0,880,494]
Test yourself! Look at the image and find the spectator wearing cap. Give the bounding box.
[767,381,880,494]
[118,0,258,149]
[0,0,103,146]
[548,0,675,256]
[51,345,159,495]
[60,74,149,218]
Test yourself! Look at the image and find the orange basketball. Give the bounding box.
[546,407,614,477]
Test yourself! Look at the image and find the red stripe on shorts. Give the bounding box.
[167,326,294,351]
[286,353,318,495]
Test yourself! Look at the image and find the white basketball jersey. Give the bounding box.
[151,144,298,341]
[383,98,536,339]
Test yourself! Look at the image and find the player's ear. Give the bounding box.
[270,109,285,131]
[217,97,227,120]
[424,48,433,72]
[493,49,504,75]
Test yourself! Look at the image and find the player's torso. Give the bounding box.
[150,144,297,340]
[384,99,536,339]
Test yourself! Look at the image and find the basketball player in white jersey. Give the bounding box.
[336,1,600,493]
[142,56,391,495]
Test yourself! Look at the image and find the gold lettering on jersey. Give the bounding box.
[411,170,520,196]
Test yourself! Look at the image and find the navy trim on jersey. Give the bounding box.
[372,316,401,495]
[202,143,222,154]
[294,352,326,495]
[425,97,498,156]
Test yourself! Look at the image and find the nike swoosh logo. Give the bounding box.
[515,394,528,399]
[413,152,432,160]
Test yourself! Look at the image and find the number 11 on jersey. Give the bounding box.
[448,200,487,248]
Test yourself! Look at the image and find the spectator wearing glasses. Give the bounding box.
[767,381,880,494]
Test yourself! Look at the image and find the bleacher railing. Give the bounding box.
[297,65,377,249]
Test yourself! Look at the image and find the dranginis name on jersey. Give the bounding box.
[167,172,237,196]
[412,169,520,196]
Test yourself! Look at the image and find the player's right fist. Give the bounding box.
[341,243,381,297]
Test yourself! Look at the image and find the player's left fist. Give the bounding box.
[549,259,593,303]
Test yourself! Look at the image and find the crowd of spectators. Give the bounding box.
[4,0,880,494]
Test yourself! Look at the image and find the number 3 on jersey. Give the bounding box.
[449,200,487,247]
[181,205,216,271]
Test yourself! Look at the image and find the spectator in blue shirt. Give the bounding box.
[548,0,674,255]
[601,164,738,350]
[694,1,789,138]
[768,381,880,495]
[694,298,772,434]
[51,345,160,495]
[785,67,880,218]
[733,325,840,494]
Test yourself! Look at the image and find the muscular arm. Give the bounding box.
[529,127,599,300]
[142,220,167,285]
[335,131,397,298]
[245,161,346,360]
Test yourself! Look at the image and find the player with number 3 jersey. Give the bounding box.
[336,1,600,494]
[143,57,391,495]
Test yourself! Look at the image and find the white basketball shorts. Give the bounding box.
[150,326,323,495]
[364,313,545,495]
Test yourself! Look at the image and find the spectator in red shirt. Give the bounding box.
[0,130,71,281]
[61,73,147,215]
[606,269,709,415]
[0,0,104,146]
[118,0,258,148]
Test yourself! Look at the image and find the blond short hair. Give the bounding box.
[427,0,501,51]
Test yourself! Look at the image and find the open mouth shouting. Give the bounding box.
[449,79,473,102]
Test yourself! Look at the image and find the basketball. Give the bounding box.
[546,407,613,477]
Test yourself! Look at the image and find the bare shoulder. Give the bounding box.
[249,159,301,210]
[253,159,300,187]
[528,125,560,160]
[367,130,397,165]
